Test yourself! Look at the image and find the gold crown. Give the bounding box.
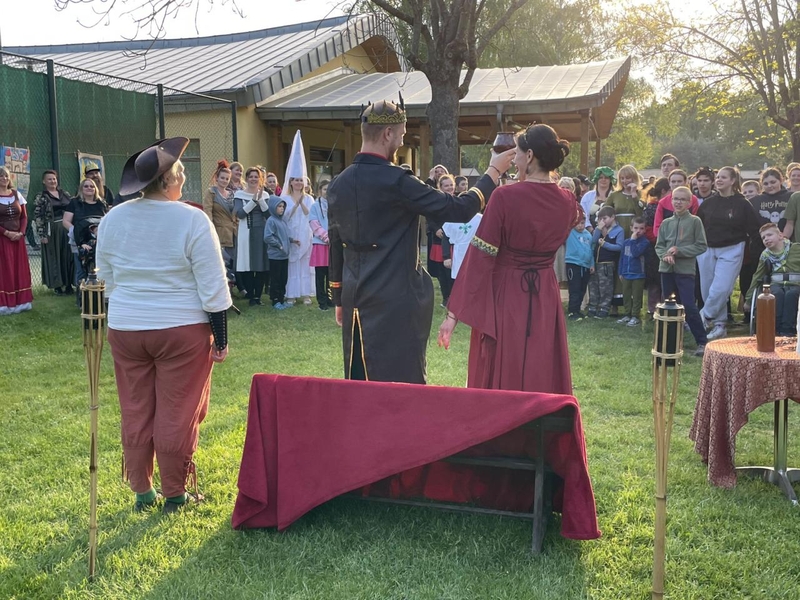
[360,94,407,124]
[363,111,407,124]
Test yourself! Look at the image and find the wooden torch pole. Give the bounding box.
[81,272,105,581]
[651,296,684,600]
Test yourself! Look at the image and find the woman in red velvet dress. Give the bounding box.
[0,167,34,315]
[439,124,579,394]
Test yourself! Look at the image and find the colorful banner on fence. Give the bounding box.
[1,146,31,197]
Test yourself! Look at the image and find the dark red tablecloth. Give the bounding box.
[690,337,800,487]
[232,375,601,540]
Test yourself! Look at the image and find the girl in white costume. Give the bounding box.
[281,131,315,304]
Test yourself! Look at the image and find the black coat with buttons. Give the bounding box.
[328,152,495,383]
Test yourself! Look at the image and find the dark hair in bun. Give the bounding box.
[516,124,570,171]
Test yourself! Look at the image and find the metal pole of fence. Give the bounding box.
[157,84,166,139]
[230,100,239,161]
[46,60,61,174]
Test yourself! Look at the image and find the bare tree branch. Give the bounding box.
[624,0,800,157]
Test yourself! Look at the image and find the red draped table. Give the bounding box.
[689,337,800,503]
[232,375,601,547]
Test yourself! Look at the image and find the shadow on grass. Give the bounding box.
[139,499,589,600]
[1,503,166,599]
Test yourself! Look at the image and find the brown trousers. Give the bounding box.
[108,323,213,498]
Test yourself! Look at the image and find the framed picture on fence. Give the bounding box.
[1,146,31,197]
[77,152,106,180]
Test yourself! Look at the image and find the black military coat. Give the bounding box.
[327,152,496,383]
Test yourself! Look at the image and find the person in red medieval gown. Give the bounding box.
[438,123,580,394]
[0,166,34,315]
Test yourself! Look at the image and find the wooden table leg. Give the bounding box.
[736,399,799,505]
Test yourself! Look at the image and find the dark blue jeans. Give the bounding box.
[74,252,86,285]
[661,272,707,346]
[566,263,591,315]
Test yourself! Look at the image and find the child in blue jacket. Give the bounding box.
[264,196,296,309]
[617,216,650,326]
[565,220,594,319]
[587,205,625,318]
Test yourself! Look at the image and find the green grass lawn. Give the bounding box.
[1,291,799,600]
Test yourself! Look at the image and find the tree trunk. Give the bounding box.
[427,82,461,175]
[792,125,800,162]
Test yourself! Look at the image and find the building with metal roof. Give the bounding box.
[6,14,405,106]
[6,14,406,184]
[6,13,630,179]
[258,58,631,173]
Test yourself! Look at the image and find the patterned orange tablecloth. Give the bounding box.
[689,337,800,488]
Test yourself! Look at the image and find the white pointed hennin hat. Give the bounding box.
[282,130,308,196]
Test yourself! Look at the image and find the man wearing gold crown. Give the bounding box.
[327,98,514,384]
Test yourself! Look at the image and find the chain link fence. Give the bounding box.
[0,51,237,290]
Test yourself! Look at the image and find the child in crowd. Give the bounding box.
[564,219,594,320]
[76,216,102,275]
[739,179,764,318]
[309,180,333,311]
[742,180,761,202]
[617,217,650,326]
[644,178,670,315]
[264,196,296,309]
[587,205,624,318]
[428,174,456,306]
[744,223,800,336]
[655,186,709,356]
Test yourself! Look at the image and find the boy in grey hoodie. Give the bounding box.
[264,196,296,309]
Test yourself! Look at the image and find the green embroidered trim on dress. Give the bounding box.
[471,236,498,256]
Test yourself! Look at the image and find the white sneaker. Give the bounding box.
[707,324,727,341]
[627,317,641,327]
[616,316,631,324]
[303,297,313,306]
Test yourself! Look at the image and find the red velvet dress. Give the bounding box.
[0,192,34,312]
[448,182,580,394]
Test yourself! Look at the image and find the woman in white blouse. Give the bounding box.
[96,137,231,514]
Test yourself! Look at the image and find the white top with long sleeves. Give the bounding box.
[442,213,483,279]
[96,198,231,331]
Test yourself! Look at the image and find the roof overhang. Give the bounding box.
[256,58,631,142]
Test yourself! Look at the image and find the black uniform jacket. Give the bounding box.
[327,152,495,383]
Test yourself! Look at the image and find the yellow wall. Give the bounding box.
[236,105,269,168]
